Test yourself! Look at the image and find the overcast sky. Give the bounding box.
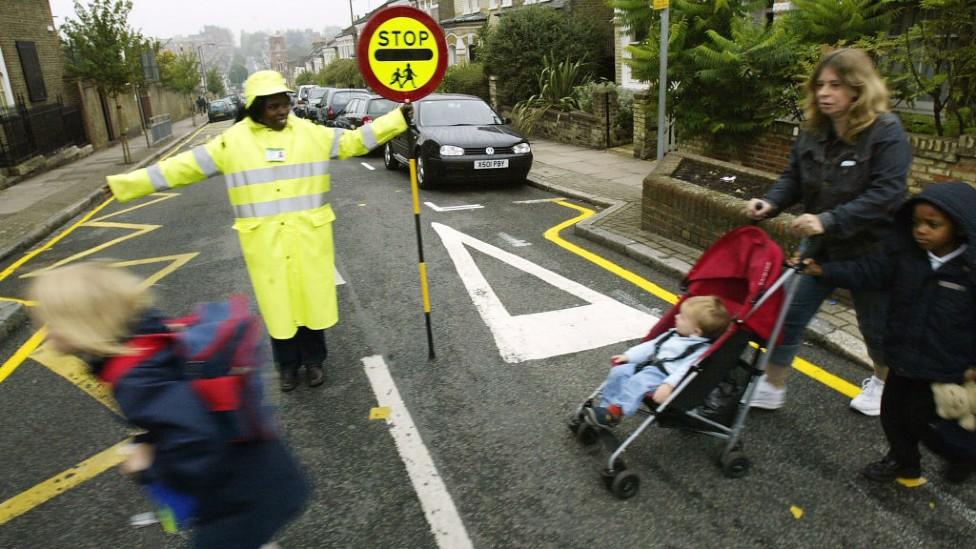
[48,0,386,41]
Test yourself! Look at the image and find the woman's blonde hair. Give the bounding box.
[802,48,890,142]
[680,296,731,339]
[28,262,154,357]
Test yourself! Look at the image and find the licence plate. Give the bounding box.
[474,159,509,169]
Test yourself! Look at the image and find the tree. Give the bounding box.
[206,67,226,97]
[159,50,201,122]
[479,6,609,106]
[295,71,316,86]
[783,0,894,46]
[317,59,365,88]
[229,64,249,88]
[60,0,149,162]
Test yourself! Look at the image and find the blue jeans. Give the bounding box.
[600,363,669,416]
[769,273,887,368]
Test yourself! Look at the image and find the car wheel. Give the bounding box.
[416,152,434,189]
[384,143,400,170]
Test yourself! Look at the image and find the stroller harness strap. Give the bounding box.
[633,330,711,376]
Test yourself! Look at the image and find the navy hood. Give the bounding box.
[893,181,976,265]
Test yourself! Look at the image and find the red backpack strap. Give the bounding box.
[100,334,171,386]
[191,377,243,411]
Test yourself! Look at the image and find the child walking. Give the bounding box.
[585,296,731,428]
[29,262,310,548]
[804,181,976,484]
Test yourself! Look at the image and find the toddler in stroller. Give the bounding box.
[584,296,731,429]
[569,226,796,499]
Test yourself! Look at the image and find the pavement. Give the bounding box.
[0,127,872,371]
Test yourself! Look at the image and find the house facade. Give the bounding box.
[0,0,64,109]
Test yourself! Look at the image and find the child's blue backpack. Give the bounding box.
[173,295,278,442]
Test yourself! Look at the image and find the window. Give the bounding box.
[16,41,46,102]
[0,46,14,108]
[502,0,512,6]
[464,0,479,14]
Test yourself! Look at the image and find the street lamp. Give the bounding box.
[197,41,217,96]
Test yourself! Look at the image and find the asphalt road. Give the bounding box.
[0,120,974,548]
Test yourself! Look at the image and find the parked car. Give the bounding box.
[383,94,533,188]
[293,84,317,117]
[207,99,235,122]
[314,88,367,125]
[332,95,397,130]
[302,86,330,120]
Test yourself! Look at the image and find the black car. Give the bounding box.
[383,94,533,188]
[296,86,329,119]
[314,88,367,125]
[332,95,397,130]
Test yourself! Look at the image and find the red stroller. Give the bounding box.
[569,226,804,499]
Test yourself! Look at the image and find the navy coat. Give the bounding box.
[93,310,310,548]
[820,182,976,382]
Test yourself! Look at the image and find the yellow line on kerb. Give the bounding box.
[0,439,129,526]
[546,200,859,397]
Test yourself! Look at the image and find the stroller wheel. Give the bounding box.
[720,450,751,478]
[575,423,600,446]
[609,470,640,499]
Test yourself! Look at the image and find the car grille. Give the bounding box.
[463,146,514,155]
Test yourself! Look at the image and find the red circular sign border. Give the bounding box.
[357,6,448,103]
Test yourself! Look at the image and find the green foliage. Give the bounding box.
[512,56,591,133]
[437,63,489,100]
[295,71,316,86]
[59,0,149,96]
[783,0,894,46]
[206,67,225,96]
[479,6,610,106]
[158,50,200,96]
[864,0,976,135]
[229,64,249,88]
[316,59,365,88]
[614,0,807,147]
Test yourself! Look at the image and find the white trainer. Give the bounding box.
[749,375,786,410]
[850,376,884,416]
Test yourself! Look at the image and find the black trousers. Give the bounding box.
[881,372,963,468]
[270,327,327,374]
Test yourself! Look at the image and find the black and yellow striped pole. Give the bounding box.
[407,110,436,360]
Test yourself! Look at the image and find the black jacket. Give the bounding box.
[821,182,976,382]
[764,113,911,261]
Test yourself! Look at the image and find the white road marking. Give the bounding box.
[335,267,345,286]
[432,222,655,363]
[360,355,473,549]
[923,482,976,527]
[424,201,484,212]
[513,198,561,204]
[361,162,376,171]
[498,232,531,248]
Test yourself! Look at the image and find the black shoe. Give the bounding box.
[862,455,921,483]
[280,370,299,392]
[944,462,975,484]
[306,363,325,387]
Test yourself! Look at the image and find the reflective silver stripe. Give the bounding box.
[330,129,345,159]
[361,123,378,150]
[146,164,169,191]
[224,161,330,189]
[233,192,329,218]
[192,146,220,178]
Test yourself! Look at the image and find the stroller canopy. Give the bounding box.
[647,226,785,343]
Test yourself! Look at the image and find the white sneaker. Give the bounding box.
[749,375,786,410]
[850,376,884,416]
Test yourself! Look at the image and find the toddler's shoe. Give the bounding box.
[749,375,786,410]
[862,455,922,483]
[584,406,620,430]
[850,376,884,416]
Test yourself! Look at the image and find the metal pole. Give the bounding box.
[406,102,435,360]
[198,46,208,96]
[349,0,359,56]
[656,7,670,161]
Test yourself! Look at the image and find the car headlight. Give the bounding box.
[513,142,531,154]
[439,145,464,156]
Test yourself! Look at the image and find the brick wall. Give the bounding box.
[677,119,976,190]
[632,91,657,159]
[0,0,63,106]
[518,88,623,148]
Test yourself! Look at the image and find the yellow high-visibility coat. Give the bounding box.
[107,111,408,339]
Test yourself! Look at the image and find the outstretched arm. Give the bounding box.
[107,140,223,203]
[330,105,410,160]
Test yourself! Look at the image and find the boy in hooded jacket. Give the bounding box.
[804,181,976,485]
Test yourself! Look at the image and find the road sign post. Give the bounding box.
[655,0,669,161]
[358,7,447,360]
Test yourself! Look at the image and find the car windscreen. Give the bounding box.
[309,88,328,102]
[419,99,502,126]
[333,92,364,110]
[367,99,396,115]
